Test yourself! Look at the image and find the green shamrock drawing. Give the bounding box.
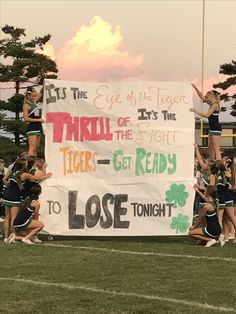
[165,183,189,208]
[170,213,190,234]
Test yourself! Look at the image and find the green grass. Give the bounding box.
[0,236,235,314]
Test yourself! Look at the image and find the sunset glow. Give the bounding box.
[56,16,146,81]
[192,75,236,96]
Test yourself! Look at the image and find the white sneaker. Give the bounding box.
[31,236,42,243]
[4,237,9,244]
[228,234,235,240]
[219,234,225,247]
[21,238,34,245]
[205,239,217,247]
[8,233,16,244]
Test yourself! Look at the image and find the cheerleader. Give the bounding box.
[189,185,221,247]
[3,157,51,243]
[191,84,222,160]
[231,157,236,241]
[21,155,48,243]
[22,155,39,200]
[13,184,44,245]
[23,86,44,156]
[215,159,236,245]
[3,158,26,243]
[222,158,236,241]
[194,144,216,210]
[0,159,8,217]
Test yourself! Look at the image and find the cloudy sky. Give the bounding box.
[1,0,236,120]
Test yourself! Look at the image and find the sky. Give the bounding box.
[0,0,236,120]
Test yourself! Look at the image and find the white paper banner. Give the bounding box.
[40,79,195,236]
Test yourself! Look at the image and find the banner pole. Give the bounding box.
[200,0,205,138]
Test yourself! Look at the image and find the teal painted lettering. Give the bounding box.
[167,154,177,174]
[135,147,146,176]
[159,153,167,173]
[145,152,152,173]
[113,149,123,171]
[152,153,159,173]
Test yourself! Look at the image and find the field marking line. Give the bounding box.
[42,243,236,262]
[0,277,235,313]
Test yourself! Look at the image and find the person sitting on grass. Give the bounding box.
[9,184,44,245]
[3,157,51,243]
[189,185,221,247]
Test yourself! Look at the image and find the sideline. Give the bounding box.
[42,243,236,262]
[0,277,235,313]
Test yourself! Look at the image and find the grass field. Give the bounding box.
[0,235,236,314]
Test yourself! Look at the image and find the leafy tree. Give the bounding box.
[213,60,236,117]
[0,25,58,148]
[0,135,23,165]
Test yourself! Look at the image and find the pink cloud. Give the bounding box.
[56,16,147,81]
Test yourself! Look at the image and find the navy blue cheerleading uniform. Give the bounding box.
[22,167,39,200]
[13,195,38,230]
[216,171,233,209]
[25,100,42,137]
[203,200,221,238]
[208,103,222,136]
[0,168,8,215]
[3,170,23,207]
[225,176,235,207]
